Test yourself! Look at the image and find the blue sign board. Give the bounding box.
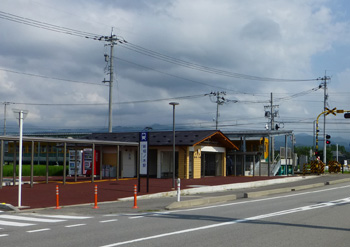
[139,132,148,175]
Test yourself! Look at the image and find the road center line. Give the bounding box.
[65,224,86,228]
[100,197,350,247]
[27,228,51,233]
[100,219,118,223]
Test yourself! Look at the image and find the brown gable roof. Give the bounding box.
[84,130,238,149]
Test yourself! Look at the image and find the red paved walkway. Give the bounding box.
[0,176,283,209]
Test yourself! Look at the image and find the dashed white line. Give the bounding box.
[0,220,35,227]
[33,214,92,220]
[0,215,66,223]
[100,219,118,223]
[65,224,86,228]
[27,228,51,233]
[129,216,144,219]
[0,234,9,237]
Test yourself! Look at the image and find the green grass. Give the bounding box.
[2,165,67,176]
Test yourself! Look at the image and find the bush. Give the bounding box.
[2,165,67,176]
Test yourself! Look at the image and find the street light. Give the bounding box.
[169,102,179,189]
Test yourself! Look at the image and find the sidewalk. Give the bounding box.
[1,174,350,214]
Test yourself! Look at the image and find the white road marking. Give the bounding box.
[32,214,92,220]
[65,224,86,228]
[100,219,118,223]
[0,215,66,223]
[27,228,51,233]
[161,184,350,215]
[0,220,35,227]
[0,234,9,237]
[100,197,350,247]
[129,216,144,219]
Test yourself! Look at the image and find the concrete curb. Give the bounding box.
[0,203,19,212]
[166,195,237,210]
[244,183,325,198]
[325,178,350,185]
[119,176,315,202]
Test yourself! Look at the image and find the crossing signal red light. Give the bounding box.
[326,140,331,145]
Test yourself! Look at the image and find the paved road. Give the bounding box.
[1,179,350,246]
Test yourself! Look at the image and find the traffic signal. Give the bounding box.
[314,151,319,156]
[326,134,331,145]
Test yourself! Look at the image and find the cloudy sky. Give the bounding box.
[1,0,350,138]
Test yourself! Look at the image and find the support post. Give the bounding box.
[46,143,49,184]
[0,140,3,189]
[63,143,67,185]
[91,143,95,183]
[30,141,34,188]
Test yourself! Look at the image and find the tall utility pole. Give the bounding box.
[104,32,117,133]
[3,102,13,135]
[209,91,226,130]
[102,29,126,133]
[320,73,331,163]
[264,93,279,164]
[270,93,275,164]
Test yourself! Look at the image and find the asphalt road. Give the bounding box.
[1,180,350,247]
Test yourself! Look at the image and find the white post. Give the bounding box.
[18,111,23,208]
[177,178,181,202]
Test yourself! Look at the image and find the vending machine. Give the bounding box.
[83,149,100,176]
[68,150,83,176]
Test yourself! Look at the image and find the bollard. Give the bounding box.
[133,184,138,209]
[177,178,181,202]
[55,185,61,209]
[93,184,99,209]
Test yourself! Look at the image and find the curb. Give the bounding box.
[243,183,325,198]
[325,178,350,185]
[119,176,315,202]
[0,203,19,212]
[166,195,237,210]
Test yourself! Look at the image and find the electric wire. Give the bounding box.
[0,68,107,87]
[0,10,319,83]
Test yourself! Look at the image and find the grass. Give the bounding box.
[2,165,67,177]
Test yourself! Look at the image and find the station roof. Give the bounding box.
[85,130,238,149]
[223,130,293,139]
[0,135,139,146]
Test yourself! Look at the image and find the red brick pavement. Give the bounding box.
[0,176,283,209]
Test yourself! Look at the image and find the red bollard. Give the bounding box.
[55,185,61,209]
[93,184,99,209]
[133,184,138,209]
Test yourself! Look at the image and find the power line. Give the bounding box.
[0,10,102,39]
[0,10,319,83]
[1,94,207,107]
[0,68,107,86]
[120,42,319,82]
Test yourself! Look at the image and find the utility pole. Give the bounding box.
[3,102,13,135]
[264,93,279,164]
[209,91,226,130]
[270,93,275,164]
[101,29,126,133]
[319,73,331,163]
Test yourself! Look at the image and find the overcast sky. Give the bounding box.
[1,0,350,138]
